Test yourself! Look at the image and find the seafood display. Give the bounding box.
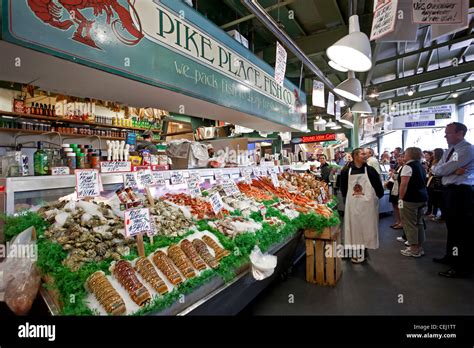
[152,250,183,285]
[167,245,196,279]
[236,182,274,201]
[208,216,262,239]
[39,200,135,271]
[163,193,229,219]
[278,172,330,203]
[180,240,207,271]
[111,260,151,307]
[134,257,168,295]
[192,239,219,269]
[148,200,193,237]
[85,271,126,316]
[202,235,230,261]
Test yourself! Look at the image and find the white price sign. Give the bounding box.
[52,167,70,176]
[222,179,240,197]
[241,168,252,184]
[259,167,268,176]
[271,173,280,187]
[187,176,202,197]
[152,171,166,186]
[370,0,398,40]
[170,171,185,185]
[268,167,279,174]
[209,192,224,214]
[274,41,287,86]
[124,207,152,237]
[75,169,101,198]
[100,161,132,173]
[214,169,224,181]
[123,173,139,190]
[136,170,155,188]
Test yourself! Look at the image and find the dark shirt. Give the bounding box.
[135,140,158,155]
[397,161,428,202]
[320,163,331,183]
[341,162,384,199]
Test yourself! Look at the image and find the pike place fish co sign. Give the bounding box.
[3,0,306,131]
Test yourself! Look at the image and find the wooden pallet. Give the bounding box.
[304,225,342,286]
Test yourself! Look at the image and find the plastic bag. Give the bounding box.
[250,246,277,281]
[3,226,41,315]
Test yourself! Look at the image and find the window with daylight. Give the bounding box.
[380,130,402,152]
[464,103,474,144]
[405,128,447,151]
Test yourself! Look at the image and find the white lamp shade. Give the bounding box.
[326,16,372,73]
[328,60,348,72]
[339,119,354,128]
[351,100,372,114]
[314,117,327,125]
[334,71,362,102]
[326,118,336,127]
[331,125,342,130]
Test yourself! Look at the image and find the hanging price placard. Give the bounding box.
[209,192,224,214]
[222,178,240,197]
[170,171,185,185]
[152,171,166,186]
[241,168,252,184]
[123,173,139,190]
[124,207,152,237]
[187,176,202,198]
[75,169,101,198]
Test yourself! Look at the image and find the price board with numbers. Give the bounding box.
[170,171,185,185]
[75,169,101,198]
[209,192,224,214]
[152,171,166,186]
[187,176,202,197]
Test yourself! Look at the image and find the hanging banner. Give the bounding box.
[377,0,417,42]
[327,92,335,116]
[335,101,342,121]
[274,42,287,87]
[412,0,463,24]
[312,80,325,108]
[430,0,469,39]
[370,0,398,41]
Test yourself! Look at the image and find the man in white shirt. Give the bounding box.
[366,148,382,175]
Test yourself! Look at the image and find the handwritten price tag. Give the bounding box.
[260,205,267,219]
[260,167,268,176]
[268,166,279,174]
[123,173,139,190]
[241,168,252,184]
[271,173,280,187]
[170,171,185,185]
[52,167,70,176]
[124,207,151,237]
[136,170,155,188]
[209,192,224,214]
[252,167,260,176]
[187,176,202,198]
[214,169,224,181]
[222,178,240,197]
[75,169,100,198]
[100,161,131,173]
[152,171,166,186]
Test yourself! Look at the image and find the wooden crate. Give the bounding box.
[304,225,342,286]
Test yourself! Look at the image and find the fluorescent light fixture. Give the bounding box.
[326,15,372,72]
[452,92,459,98]
[328,60,348,72]
[407,86,415,96]
[351,100,372,114]
[334,71,362,102]
[326,118,336,127]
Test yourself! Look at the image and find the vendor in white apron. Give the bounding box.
[340,148,385,263]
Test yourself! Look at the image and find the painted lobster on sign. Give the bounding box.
[26,0,144,49]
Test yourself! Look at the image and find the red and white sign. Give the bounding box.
[301,133,337,143]
[370,0,398,41]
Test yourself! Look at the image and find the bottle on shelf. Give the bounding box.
[34,142,49,176]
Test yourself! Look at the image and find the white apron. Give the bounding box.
[344,167,379,249]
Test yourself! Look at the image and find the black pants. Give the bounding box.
[442,185,474,271]
[427,187,443,216]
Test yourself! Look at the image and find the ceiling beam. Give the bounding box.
[415,26,430,75]
[372,81,473,106]
[220,0,296,29]
[371,61,474,92]
[375,33,474,65]
[362,42,381,88]
[262,25,347,64]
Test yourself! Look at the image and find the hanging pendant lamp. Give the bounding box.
[334,71,362,102]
